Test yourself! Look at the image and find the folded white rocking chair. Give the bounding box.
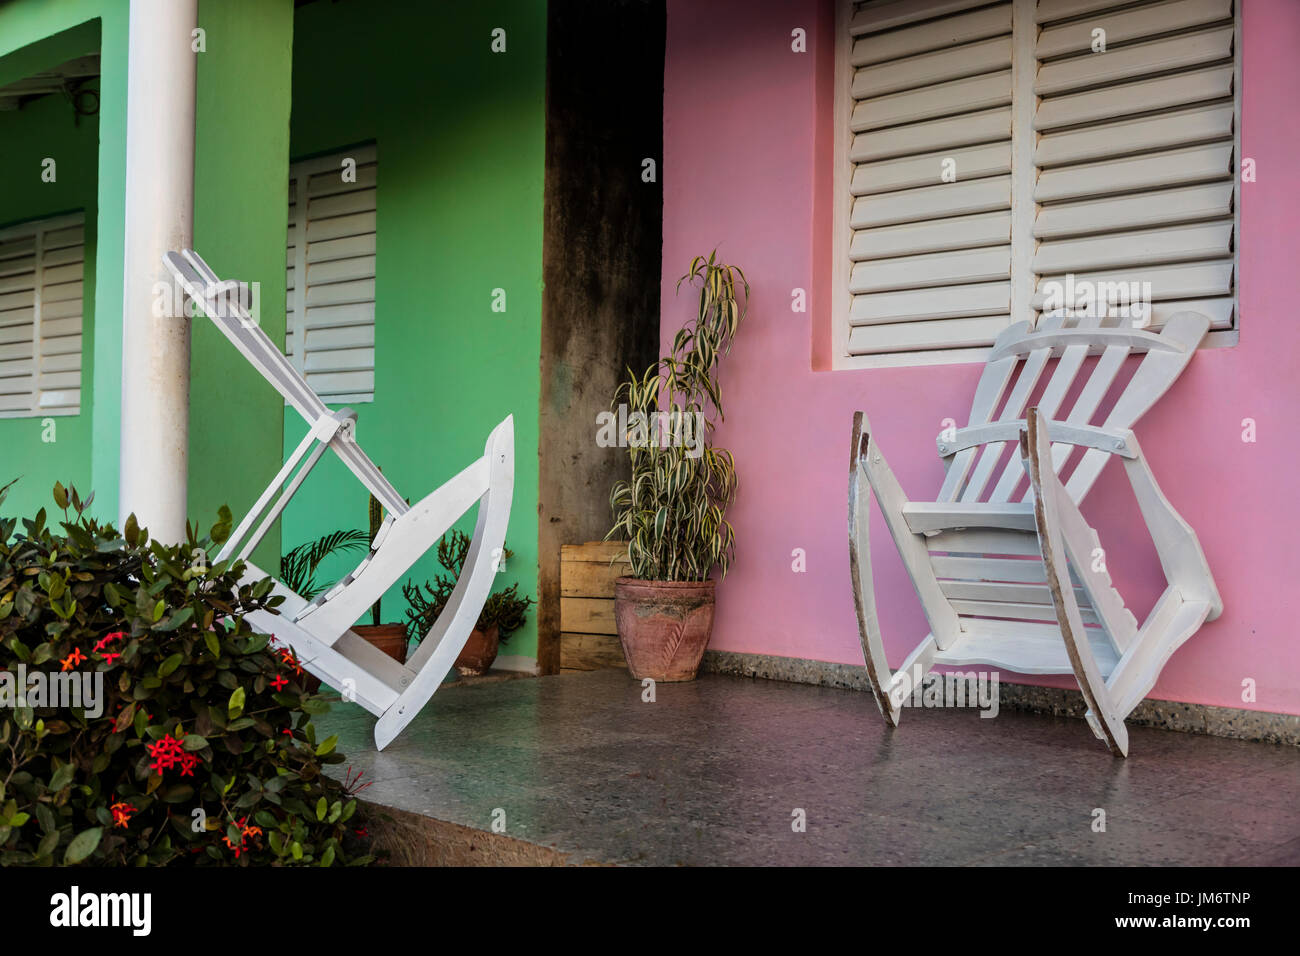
[848,312,1221,756]
[164,249,514,750]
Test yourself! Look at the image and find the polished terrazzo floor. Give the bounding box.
[321,670,1300,866]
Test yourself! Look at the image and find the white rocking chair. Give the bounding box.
[848,312,1221,755]
[164,249,514,750]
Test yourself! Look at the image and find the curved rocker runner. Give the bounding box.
[848,313,1222,755]
[163,249,514,750]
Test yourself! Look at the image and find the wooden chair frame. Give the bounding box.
[164,250,514,750]
[848,312,1221,755]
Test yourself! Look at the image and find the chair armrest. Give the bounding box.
[1120,434,1223,620]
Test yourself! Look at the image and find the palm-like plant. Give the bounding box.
[607,251,748,581]
[279,529,370,600]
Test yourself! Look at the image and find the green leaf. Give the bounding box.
[156,606,194,632]
[314,734,337,757]
[151,599,165,622]
[204,631,221,658]
[63,827,102,865]
[227,686,245,719]
[319,844,336,867]
[315,797,327,821]
[48,761,75,792]
[210,505,233,545]
[157,653,183,677]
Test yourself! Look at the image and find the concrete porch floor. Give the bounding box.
[322,670,1300,866]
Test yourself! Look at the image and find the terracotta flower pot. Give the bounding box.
[454,625,500,677]
[352,623,410,664]
[614,577,716,682]
[298,624,409,695]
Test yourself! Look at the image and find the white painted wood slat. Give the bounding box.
[1036,0,1231,60]
[851,3,1011,66]
[850,0,998,36]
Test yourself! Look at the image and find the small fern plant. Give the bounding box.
[279,529,370,600]
[607,251,748,582]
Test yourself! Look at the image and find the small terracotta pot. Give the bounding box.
[299,624,409,695]
[614,577,715,682]
[352,623,410,664]
[454,625,500,677]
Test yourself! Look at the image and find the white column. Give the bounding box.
[119,0,198,541]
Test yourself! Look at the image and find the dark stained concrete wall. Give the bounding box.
[538,0,665,673]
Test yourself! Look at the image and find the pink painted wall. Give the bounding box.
[661,0,1300,714]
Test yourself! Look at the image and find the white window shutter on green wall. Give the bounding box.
[286,144,377,404]
[0,212,85,417]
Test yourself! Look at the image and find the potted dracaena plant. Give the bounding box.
[605,250,747,681]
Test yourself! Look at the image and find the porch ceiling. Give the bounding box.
[0,52,98,111]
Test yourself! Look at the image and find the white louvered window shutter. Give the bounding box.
[1031,0,1238,332]
[0,213,85,417]
[834,0,1240,368]
[286,144,377,404]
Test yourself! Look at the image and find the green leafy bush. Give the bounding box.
[0,481,374,866]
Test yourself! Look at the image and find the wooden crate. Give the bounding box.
[559,541,631,671]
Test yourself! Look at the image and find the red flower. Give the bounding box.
[221,816,264,857]
[279,648,304,675]
[110,801,135,829]
[146,734,190,775]
[270,673,288,692]
[59,648,85,671]
[100,652,122,666]
[94,631,127,652]
[342,765,373,796]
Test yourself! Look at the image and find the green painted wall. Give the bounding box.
[0,2,293,566]
[0,81,98,520]
[0,0,547,665]
[282,0,547,660]
[0,12,122,522]
[190,0,294,567]
[0,7,128,525]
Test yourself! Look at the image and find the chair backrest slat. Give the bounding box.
[986,314,1102,502]
[938,311,1209,506]
[955,315,1070,503]
[957,344,1052,502]
[1062,312,1207,500]
[936,337,1022,501]
[165,250,410,517]
[167,251,328,423]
